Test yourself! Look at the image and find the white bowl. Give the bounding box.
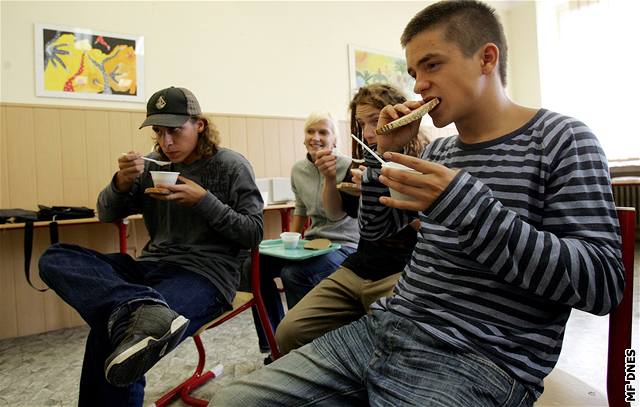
[150,171,180,187]
[382,162,421,202]
[280,232,301,250]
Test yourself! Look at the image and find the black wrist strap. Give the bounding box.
[23,221,48,292]
[49,221,59,245]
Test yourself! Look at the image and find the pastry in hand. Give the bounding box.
[336,182,361,197]
[375,98,440,135]
[144,187,171,195]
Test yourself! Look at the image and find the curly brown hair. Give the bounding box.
[153,114,220,160]
[349,84,428,161]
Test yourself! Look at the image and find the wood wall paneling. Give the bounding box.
[85,110,113,207]
[0,230,18,338]
[34,108,64,206]
[12,227,46,336]
[277,119,296,177]
[246,118,266,178]
[211,115,230,150]
[60,109,90,207]
[131,112,153,155]
[1,107,9,208]
[108,111,135,177]
[6,107,37,209]
[0,102,348,339]
[228,117,248,159]
[262,119,281,178]
[292,119,307,162]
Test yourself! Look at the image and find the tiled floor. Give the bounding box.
[0,312,265,406]
[0,247,638,406]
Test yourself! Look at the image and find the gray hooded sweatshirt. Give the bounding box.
[98,148,263,304]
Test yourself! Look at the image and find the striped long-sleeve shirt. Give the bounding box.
[362,109,624,397]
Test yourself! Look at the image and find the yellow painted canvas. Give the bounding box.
[348,45,417,100]
[35,24,144,102]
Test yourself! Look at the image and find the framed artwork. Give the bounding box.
[35,24,144,102]
[348,44,418,100]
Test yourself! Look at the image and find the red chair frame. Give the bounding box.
[154,248,281,407]
[608,207,636,407]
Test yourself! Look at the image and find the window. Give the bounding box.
[537,0,640,161]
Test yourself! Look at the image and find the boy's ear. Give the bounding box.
[480,43,499,75]
[195,118,206,132]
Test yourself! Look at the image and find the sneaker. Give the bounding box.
[104,304,189,387]
[263,354,273,365]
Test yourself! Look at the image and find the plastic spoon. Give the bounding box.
[349,134,385,166]
[121,153,171,166]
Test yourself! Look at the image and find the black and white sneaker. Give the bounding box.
[104,304,189,387]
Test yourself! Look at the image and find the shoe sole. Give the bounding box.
[105,315,189,387]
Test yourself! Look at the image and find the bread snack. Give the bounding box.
[144,187,171,195]
[375,98,440,135]
[304,238,332,250]
[336,182,361,197]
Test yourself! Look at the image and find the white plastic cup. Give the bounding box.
[382,162,421,202]
[150,171,180,187]
[280,232,301,250]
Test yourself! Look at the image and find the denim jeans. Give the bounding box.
[38,243,228,407]
[214,309,533,407]
[252,247,355,352]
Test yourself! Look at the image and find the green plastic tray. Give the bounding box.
[259,239,341,260]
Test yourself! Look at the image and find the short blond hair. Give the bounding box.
[304,112,339,139]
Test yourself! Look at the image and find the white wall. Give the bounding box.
[504,0,541,108]
[1,1,531,119]
[1,1,422,119]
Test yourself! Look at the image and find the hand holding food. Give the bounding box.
[375,98,439,154]
[315,148,338,181]
[115,152,144,192]
[351,166,366,186]
[375,98,440,135]
[150,176,207,206]
[378,151,458,211]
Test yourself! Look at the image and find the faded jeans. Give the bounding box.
[39,243,228,407]
[213,309,533,406]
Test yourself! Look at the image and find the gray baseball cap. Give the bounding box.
[139,86,202,129]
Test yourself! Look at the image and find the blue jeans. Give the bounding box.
[214,309,533,406]
[253,247,355,352]
[38,243,228,407]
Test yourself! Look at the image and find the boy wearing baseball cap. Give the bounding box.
[39,87,263,406]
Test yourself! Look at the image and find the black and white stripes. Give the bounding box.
[361,109,624,397]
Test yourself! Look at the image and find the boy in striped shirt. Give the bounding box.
[213,1,624,405]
